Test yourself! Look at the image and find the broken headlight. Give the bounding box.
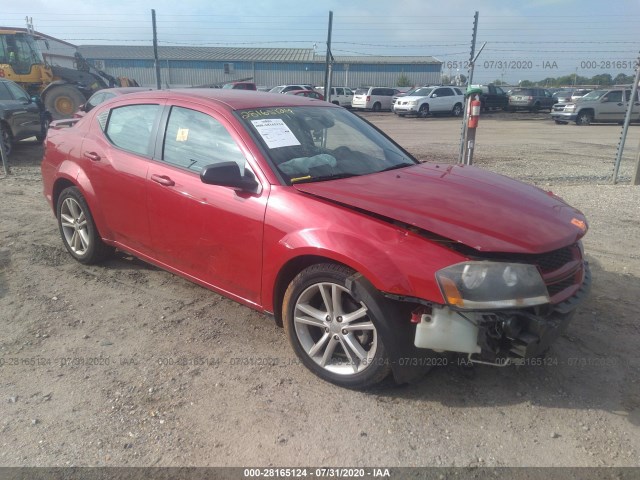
[436,262,549,310]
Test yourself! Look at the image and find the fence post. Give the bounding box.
[612,54,640,184]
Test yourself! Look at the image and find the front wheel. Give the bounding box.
[57,187,113,264]
[44,85,86,120]
[417,104,429,118]
[452,103,463,117]
[283,263,391,389]
[576,111,593,126]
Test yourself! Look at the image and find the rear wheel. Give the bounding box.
[452,103,463,117]
[283,263,391,389]
[372,102,381,112]
[576,111,593,126]
[57,187,113,264]
[44,85,86,120]
[554,120,568,125]
[418,104,429,118]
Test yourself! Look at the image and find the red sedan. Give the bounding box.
[41,89,590,388]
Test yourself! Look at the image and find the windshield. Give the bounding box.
[0,33,44,74]
[238,106,416,184]
[222,83,235,89]
[580,90,607,101]
[409,87,433,97]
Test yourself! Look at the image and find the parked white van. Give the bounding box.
[351,87,399,111]
[317,86,354,107]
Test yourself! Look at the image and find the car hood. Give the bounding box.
[294,163,587,254]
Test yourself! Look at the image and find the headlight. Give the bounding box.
[564,104,576,112]
[408,100,418,106]
[436,262,549,310]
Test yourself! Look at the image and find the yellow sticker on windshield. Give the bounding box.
[176,128,189,142]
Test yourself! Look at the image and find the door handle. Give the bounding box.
[83,151,101,162]
[151,174,175,186]
[617,103,623,106]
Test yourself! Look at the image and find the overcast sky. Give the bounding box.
[2,0,639,84]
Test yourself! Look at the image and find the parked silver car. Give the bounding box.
[551,87,640,125]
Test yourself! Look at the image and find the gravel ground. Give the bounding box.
[0,112,639,468]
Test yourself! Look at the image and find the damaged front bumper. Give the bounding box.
[414,263,592,365]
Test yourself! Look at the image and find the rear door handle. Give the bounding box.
[83,151,101,162]
[151,174,175,186]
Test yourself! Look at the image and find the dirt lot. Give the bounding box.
[1,112,639,468]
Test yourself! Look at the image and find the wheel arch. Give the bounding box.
[269,243,411,327]
[272,255,345,326]
[52,177,77,217]
[50,165,111,239]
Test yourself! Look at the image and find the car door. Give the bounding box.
[146,103,268,305]
[3,80,41,140]
[599,90,625,122]
[430,87,452,112]
[81,102,162,253]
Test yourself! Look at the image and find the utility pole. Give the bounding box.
[152,9,162,90]
[458,11,479,164]
[323,11,334,103]
[612,53,640,184]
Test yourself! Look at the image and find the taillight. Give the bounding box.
[366,95,371,102]
[528,96,533,101]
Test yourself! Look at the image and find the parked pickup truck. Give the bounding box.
[551,87,640,125]
[472,84,509,111]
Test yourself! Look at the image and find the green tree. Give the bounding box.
[614,73,634,84]
[397,74,412,87]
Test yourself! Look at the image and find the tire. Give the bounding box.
[44,85,86,120]
[532,103,541,113]
[554,120,568,125]
[36,116,50,143]
[332,101,340,106]
[417,104,429,118]
[0,122,12,157]
[56,187,113,264]
[283,263,391,389]
[576,111,593,126]
[372,102,381,112]
[452,103,463,117]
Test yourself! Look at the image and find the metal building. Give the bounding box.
[77,45,442,89]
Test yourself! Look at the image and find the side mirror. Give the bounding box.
[30,95,44,107]
[200,161,260,192]
[79,103,86,112]
[431,94,438,98]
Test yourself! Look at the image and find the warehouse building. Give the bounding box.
[77,45,442,89]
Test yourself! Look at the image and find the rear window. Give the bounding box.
[510,89,532,95]
[355,88,369,95]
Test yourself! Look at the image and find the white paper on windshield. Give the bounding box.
[251,119,300,149]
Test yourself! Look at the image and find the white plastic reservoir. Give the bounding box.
[414,307,481,354]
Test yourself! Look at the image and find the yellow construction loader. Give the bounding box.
[0,29,138,119]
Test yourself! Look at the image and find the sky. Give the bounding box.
[2,0,639,84]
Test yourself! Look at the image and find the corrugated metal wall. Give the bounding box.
[100,59,441,88]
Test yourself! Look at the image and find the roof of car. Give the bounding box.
[93,87,154,96]
[115,88,333,110]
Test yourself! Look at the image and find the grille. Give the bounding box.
[531,245,577,273]
[547,276,577,297]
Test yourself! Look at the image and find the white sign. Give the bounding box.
[251,119,301,149]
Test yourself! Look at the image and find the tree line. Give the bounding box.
[492,72,636,88]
